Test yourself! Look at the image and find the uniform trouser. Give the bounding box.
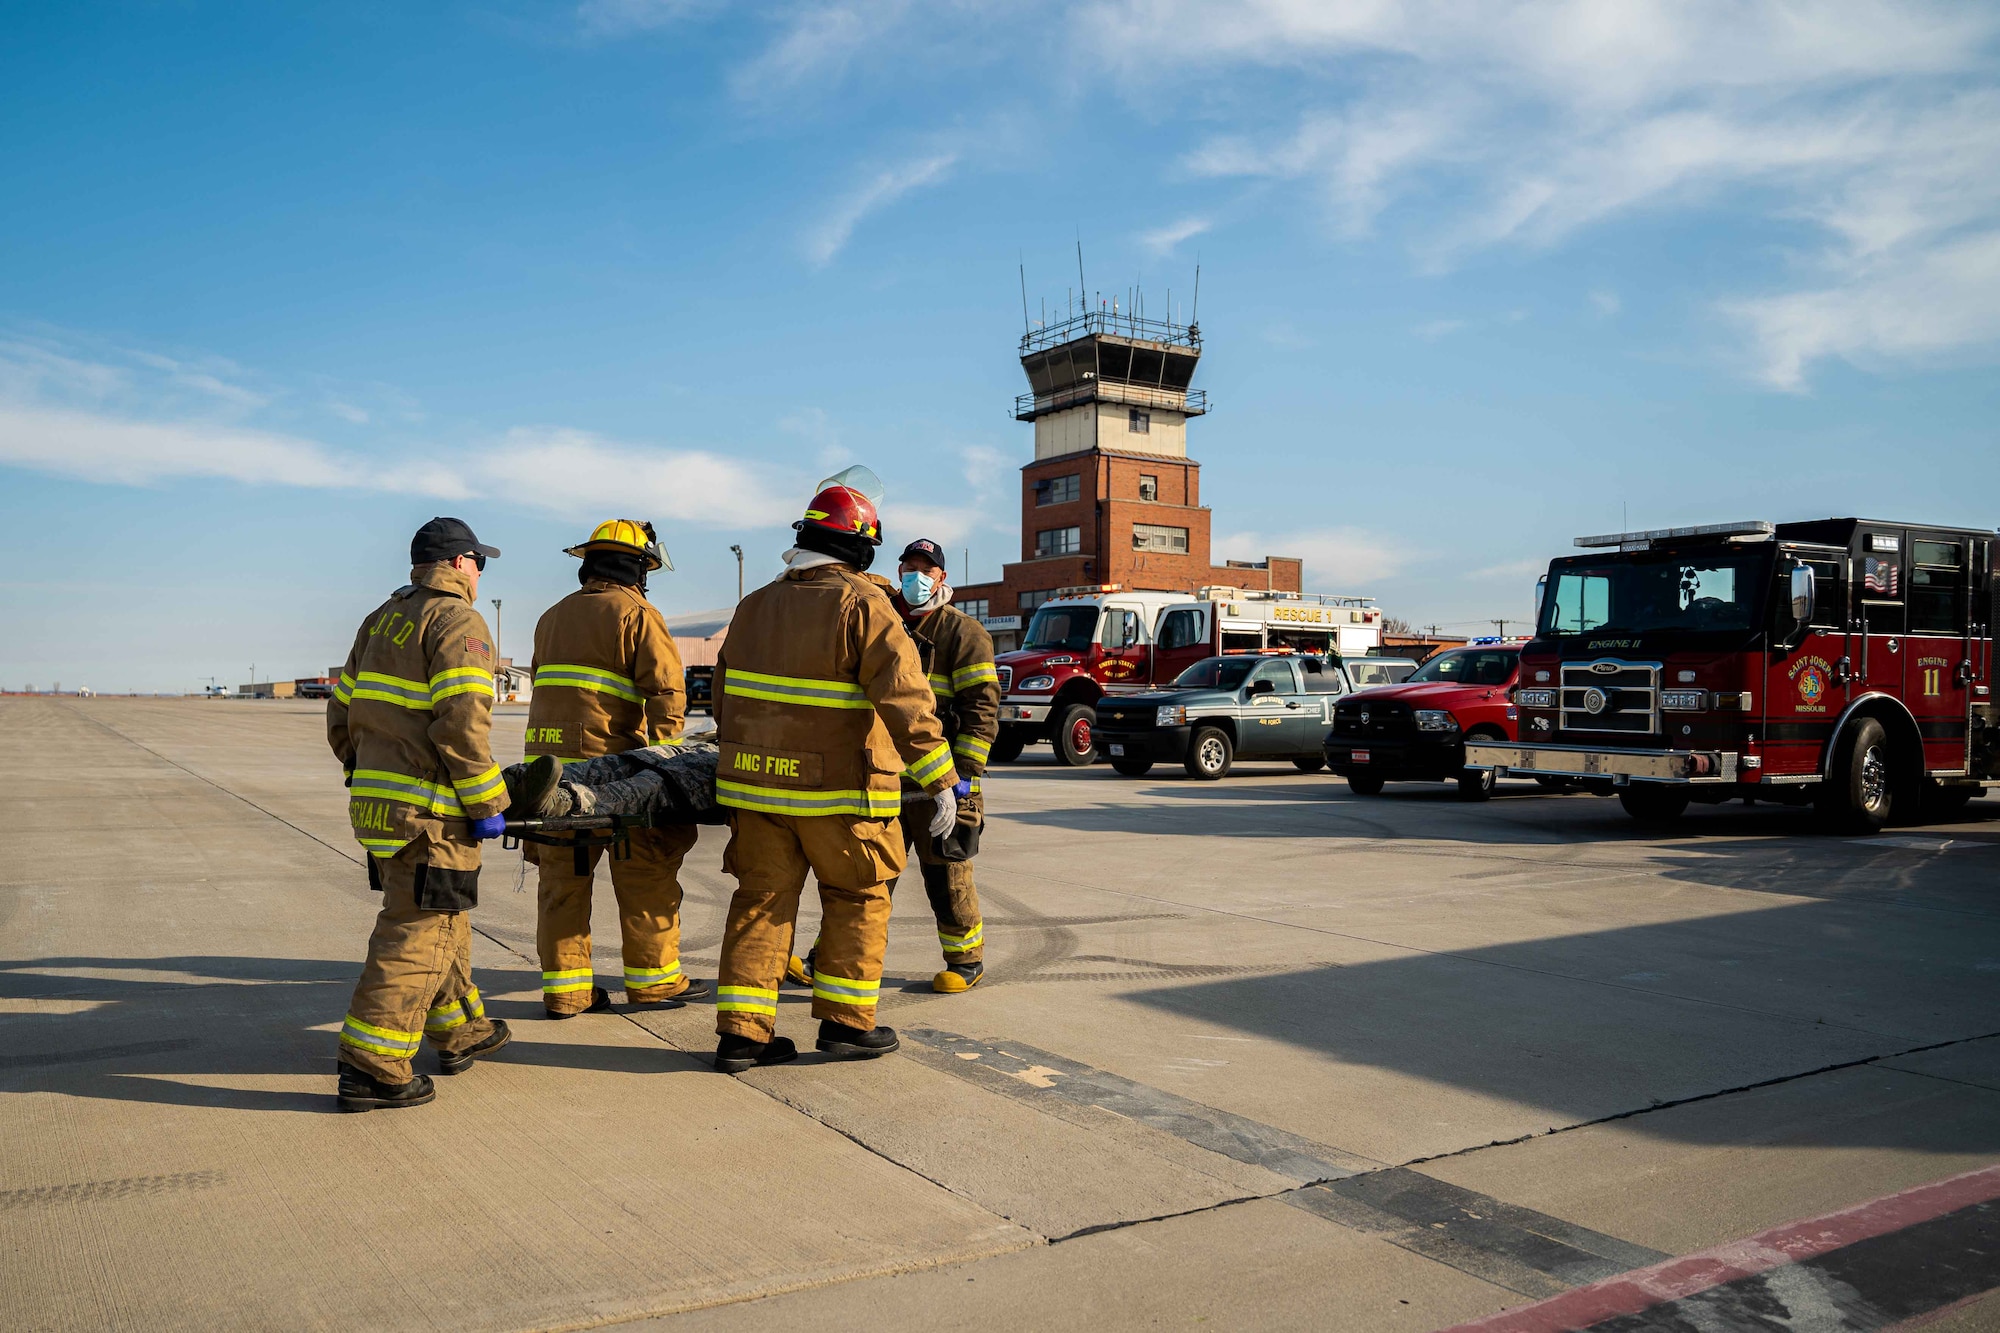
[337,844,495,1084]
[532,824,701,1014]
[715,809,904,1041]
[904,814,984,966]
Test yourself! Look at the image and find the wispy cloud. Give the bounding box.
[1414,318,1468,341]
[576,0,711,39]
[1214,527,1402,587]
[1138,215,1211,254]
[802,150,959,266]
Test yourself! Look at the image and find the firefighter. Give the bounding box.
[710,470,961,1073]
[889,538,998,991]
[524,519,707,1016]
[327,517,512,1112]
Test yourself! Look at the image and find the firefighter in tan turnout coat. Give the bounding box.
[524,519,705,1016]
[709,470,961,1073]
[327,517,513,1112]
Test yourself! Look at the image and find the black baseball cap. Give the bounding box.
[899,538,948,569]
[412,517,501,566]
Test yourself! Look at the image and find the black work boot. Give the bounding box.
[503,754,569,818]
[336,1062,437,1112]
[714,1033,799,1074]
[816,1020,899,1060]
[630,977,711,1009]
[547,986,613,1019]
[437,1019,511,1075]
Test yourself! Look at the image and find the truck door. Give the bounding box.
[1153,606,1208,686]
[1908,535,1974,773]
[1239,659,1300,756]
[1094,605,1149,692]
[1298,656,1346,745]
[1768,550,1849,781]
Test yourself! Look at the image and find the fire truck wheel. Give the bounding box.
[1292,757,1326,773]
[1052,704,1098,767]
[1619,785,1689,825]
[1817,716,1894,834]
[988,729,1026,765]
[1347,774,1386,796]
[1184,727,1233,781]
[1111,758,1155,778]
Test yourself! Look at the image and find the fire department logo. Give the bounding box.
[1789,654,1834,713]
[1098,659,1137,680]
[1796,664,1826,706]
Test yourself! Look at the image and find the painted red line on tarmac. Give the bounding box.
[1440,1164,2000,1333]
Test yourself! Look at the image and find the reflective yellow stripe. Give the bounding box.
[339,1014,423,1057]
[952,661,999,689]
[430,666,495,702]
[332,672,356,705]
[541,968,595,994]
[953,734,992,765]
[624,963,682,987]
[350,671,433,710]
[811,972,881,1006]
[715,985,778,1015]
[534,664,642,703]
[927,672,955,698]
[939,923,984,953]
[349,769,463,816]
[715,781,902,818]
[453,764,505,806]
[356,837,411,859]
[721,669,873,710]
[904,741,955,787]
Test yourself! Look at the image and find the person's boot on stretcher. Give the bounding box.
[501,743,727,825]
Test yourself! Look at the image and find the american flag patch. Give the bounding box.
[1862,557,1899,596]
[465,637,491,656]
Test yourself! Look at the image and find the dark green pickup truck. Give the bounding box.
[1091,654,1357,780]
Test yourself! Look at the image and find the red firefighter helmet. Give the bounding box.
[794,465,884,546]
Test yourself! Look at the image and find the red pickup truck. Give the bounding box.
[1321,644,1523,799]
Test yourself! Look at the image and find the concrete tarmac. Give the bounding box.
[3,697,1996,1331]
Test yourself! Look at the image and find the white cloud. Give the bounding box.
[1414,318,1467,340]
[802,150,959,266]
[1138,215,1211,254]
[484,427,796,528]
[1214,527,1402,587]
[576,0,710,38]
[1590,289,1621,316]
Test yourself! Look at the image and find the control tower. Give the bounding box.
[953,303,1302,651]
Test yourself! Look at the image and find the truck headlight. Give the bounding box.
[1661,689,1709,711]
[1415,709,1458,732]
[1156,705,1186,726]
[1017,675,1055,692]
[1516,688,1557,709]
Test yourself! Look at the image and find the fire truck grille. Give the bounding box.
[1560,660,1660,734]
[996,665,1013,695]
[1331,699,1415,739]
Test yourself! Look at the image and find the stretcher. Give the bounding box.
[502,812,653,875]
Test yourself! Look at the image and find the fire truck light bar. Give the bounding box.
[1573,520,1775,549]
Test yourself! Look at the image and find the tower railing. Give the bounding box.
[1019,310,1200,355]
[1015,383,1207,421]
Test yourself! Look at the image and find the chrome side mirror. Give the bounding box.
[1790,561,1815,625]
[1533,574,1548,625]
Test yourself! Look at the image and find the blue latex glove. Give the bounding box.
[469,813,508,841]
[953,779,972,799]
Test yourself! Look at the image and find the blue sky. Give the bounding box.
[3,1,1997,691]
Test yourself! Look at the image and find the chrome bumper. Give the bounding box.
[1464,742,1740,784]
[999,701,1051,724]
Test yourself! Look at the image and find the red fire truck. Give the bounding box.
[992,584,1384,765]
[1466,519,1995,832]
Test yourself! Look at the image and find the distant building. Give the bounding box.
[953,307,1301,651]
[237,680,296,699]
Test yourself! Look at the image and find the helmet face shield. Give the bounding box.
[814,465,884,506]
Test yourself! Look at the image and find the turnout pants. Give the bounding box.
[338,842,494,1084]
[531,824,701,1014]
[715,810,904,1041]
[904,798,984,966]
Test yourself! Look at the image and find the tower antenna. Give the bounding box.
[1019,259,1031,334]
[1075,236,1087,316]
[1190,261,1201,328]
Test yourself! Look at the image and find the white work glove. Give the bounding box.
[928,783,959,838]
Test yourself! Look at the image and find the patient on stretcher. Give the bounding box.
[501,742,726,826]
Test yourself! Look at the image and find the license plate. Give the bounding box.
[1351,750,1371,763]
[1109,744,1125,756]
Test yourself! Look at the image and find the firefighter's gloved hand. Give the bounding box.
[928,784,959,838]
[469,814,508,841]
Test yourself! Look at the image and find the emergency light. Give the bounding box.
[1573,520,1775,550]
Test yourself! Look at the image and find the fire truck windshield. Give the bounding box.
[1539,549,1770,638]
[1172,658,1257,690]
[1023,605,1100,651]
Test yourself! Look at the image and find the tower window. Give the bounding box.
[1132,524,1188,553]
[1035,474,1080,506]
[1036,526,1082,558]
[1128,409,1150,434]
[1138,474,1158,502]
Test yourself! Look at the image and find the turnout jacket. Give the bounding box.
[715,562,956,818]
[328,563,508,864]
[897,601,1000,788]
[526,579,685,763]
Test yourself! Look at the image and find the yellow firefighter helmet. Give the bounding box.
[563,518,671,572]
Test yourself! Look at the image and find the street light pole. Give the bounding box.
[729,545,744,603]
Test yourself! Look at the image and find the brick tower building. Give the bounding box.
[953,307,1300,649]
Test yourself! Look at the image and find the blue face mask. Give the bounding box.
[900,570,937,604]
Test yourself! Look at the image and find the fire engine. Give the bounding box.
[1466,519,1995,832]
[991,584,1383,765]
